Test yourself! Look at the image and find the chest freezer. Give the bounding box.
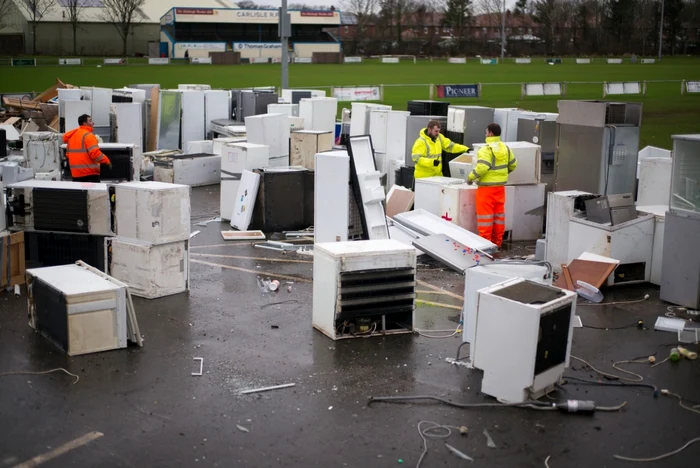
[312,240,416,340]
[5,180,112,235]
[268,103,298,117]
[153,153,221,187]
[567,213,655,285]
[106,237,189,299]
[113,181,190,244]
[414,176,463,216]
[220,143,270,221]
[27,264,127,356]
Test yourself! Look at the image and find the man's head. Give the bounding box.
[426,120,441,138]
[485,123,501,138]
[78,114,94,128]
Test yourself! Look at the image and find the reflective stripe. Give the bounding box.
[494,220,506,225]
[477,181,507,186]
[422,137,430,156]
[65,148,87,153]
[411,153,423,162]
[477,214,494,219]
[477,221,494,227]
[447,141,454,151]
[492,164,508,170]
[86,144,99,152]
[94,154,106,162]
[470,169,480,179]
[71,164,100,169]
[494,214,506,219]
[510,158,517,166]
[477,160,493,169]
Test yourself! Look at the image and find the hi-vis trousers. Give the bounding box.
[476,185,506,247]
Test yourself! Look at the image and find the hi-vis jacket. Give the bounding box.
[63,126,111,178]
[411,128,469,179]
[467,136,517,186]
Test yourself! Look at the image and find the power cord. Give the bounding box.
[0,367,79,384]
[582,320,646,330]
[570,355,644,382]
[579,294,650,307]
[613,436,700,462]
[416,421,469,468]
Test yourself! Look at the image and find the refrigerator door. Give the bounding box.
[554,124,606,194]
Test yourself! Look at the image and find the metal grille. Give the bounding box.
[605,103,627,124]
[33,188,89,233]
[26,231,106,271]
[337,267,416,319]
[347,185,364,239]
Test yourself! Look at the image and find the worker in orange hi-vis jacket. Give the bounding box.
[63,114,112,183]
[467,123,517,248]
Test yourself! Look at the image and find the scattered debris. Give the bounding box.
[255,240,298,252]
[221,230,265,241]
[483,428,497,448]
[192,357,204,376]
[271,325,279,329]
[445,443,474,461]
[328,406,333,410]
[269,280,280,291]
[240,383,295,395]
[195,217,222,227]
[236,425,249,433]
[190,231,201,239]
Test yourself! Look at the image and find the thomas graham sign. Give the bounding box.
[436,84,480,98]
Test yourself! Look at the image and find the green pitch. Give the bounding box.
[2,57,699,148]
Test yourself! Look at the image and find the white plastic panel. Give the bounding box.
[314,151,351,243]
[111,103,143,148]
[394,209,497,251]
[64,100,93,132]
[231,170,260,231]
[348,135,389,240]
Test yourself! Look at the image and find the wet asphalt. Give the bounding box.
[1,185,698,467]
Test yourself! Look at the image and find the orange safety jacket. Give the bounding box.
[63,126,111,178]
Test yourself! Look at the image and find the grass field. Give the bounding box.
[2,57,699,148]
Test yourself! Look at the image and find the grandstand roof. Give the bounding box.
[11,0,235,24]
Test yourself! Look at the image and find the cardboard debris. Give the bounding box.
[2,79,74,133]
[386,185,415,218]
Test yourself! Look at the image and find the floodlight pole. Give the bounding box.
[500,0,506,60]
[280,0,290,90]
[657,0,664,60]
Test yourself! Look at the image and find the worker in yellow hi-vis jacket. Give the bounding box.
[411,120,468,180]
[467,123,517,248]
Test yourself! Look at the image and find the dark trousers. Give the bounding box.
[73,175,101,183]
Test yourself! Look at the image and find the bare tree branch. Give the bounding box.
[65,0,86,55]
[16,0,55,54]
[101,0,146,57]
[0,0,15,29]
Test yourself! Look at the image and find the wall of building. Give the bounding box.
[173,41,227,58]
[293,42,340,58]
[17,22,160,56]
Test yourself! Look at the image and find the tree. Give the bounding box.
[101,0,146,57]
[442,0,472,38]
[0,0,14,29]
[17,0,55,54]
[513,0,529,15]
[340,0,378,53]
[236,0,257,8]
[65,0,86,56]
[532,0,563,54]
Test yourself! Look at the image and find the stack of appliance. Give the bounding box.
[22,132,62,181]
[349,103,391,136]
[107,181,191,299]
[244,113,290,167]
[110,101,143,149]
[555,100,642,195]
[60,143,142,182]
[660,134,700,309]
[58,88,90,134]
[81,87,113,142]
[471,141,546,240]
[312,239,416,340]
[220,143,270,221]
[268,103,299,117]
[445,105,495,151]
[517,112,557,191]
[4,180,114,270]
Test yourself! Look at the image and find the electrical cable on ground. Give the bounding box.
[415,324,462,339]
[562,375,659,396]
[582,321,643,330]
[455,342,469,361]
[368,395,627,412]
[613,436,700,462]
[661,390,700,416]
[0,368,79,384]
[415,421,467,468]
[544,455,552,468]
[579,294,650,307]
[570,356,643,382]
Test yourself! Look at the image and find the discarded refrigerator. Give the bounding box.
[545,191,597,272]
[220,143,269,221]
[472,141,541,186]
[26,264,127,356]
[445,105,495,149]
[555,100,642,195]
[349,103,391,136]
[5,180,112,235]
[298,97,337,133]
[60,143,142,182]
[232,90,278,122]
[414,176,463,216]
[153,153,221,187]
[245,113,290,166]
[113,181,190,244]
[463,263,553,368]
[250,167,314,232]
[312,240,416,340]
[660,134,700,308]
[290,130,334,170]
[22,132,62,175]
[472,278,576,403]
[517,112,557,191]
[106,237,189,299]
[407,100,449,116]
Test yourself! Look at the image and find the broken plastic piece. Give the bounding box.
[236,425,249,433]
[445,443,474,461]
[483,428,497,448]
[192,357,203,376]
[240,383,295,395]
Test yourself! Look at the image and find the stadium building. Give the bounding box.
[159,7,341,60]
